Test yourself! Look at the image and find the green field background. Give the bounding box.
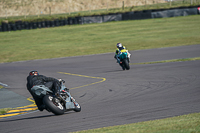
[0,15,200,63]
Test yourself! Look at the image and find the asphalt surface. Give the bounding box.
[0,44,200,133]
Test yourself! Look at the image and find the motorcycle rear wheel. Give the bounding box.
[43,95,65,115]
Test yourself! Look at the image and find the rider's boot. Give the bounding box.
[38,104,46,111]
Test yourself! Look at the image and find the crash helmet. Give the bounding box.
[29,70,39,76]
[116,43,122,48]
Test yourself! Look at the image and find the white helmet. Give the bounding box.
[116,43,122,48]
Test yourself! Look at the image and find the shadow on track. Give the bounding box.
[0,111,76,122]
[102,69,127,73]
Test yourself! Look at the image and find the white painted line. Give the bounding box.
[0,82,9,87]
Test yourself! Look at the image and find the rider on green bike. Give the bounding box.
[114,43,131,63]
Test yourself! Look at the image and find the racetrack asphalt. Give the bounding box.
[0,44,200,133]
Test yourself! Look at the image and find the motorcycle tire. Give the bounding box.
[73,103,81,112]
[43,95,65,115]
[123,59,130,70]
[119,62,125,70]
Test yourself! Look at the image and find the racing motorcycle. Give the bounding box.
[31,80,81,115]
[116,49,130,70]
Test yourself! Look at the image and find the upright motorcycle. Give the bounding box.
[116,49,130,70]
[31,80,81,115]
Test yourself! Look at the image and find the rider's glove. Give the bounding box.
[58,79,65,83]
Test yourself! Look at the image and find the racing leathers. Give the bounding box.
[26,75,61,111]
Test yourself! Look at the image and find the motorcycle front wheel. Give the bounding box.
[123,59,130,70]
[43,95,65,115]
[73,102,81,112]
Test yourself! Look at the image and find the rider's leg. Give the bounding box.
[32,96,45,111]
[52,81,61,96]
[116,55,121,63]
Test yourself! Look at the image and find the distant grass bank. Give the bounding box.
[0,0,199,23]
[132,57,200,65]
[71,112,200,133]
[0,15,200,63]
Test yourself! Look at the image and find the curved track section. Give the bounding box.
[0,45,200,133]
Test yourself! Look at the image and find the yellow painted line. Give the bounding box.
[0,97,37,119]
[0,106,38,118]
[130,57,200,65]
[0,113,22,118]
[27,97,35,103]
[8,107,38,113]
[59,72,106,90]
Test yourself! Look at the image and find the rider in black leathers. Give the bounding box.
[26,70,61,111]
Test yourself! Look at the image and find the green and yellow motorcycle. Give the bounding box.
[116,49,130,70]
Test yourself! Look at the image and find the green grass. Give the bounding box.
[71,112,200,133]
[0,108,12,115]
[0,15,200,63]
[132,57,200,65]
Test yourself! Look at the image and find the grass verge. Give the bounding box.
[132,57,200,65]
[0,15,200,63]
[71,112,200,133]
[0,108,12,115]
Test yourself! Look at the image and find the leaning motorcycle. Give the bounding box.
[31,80,81,115]
[116,49,130,70]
